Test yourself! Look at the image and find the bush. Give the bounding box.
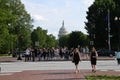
[86,75,120,80]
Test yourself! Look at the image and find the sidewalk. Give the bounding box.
[0,56,120,80]
[0,56,18,62]
[0,56,115,62]
[0,69,120,80]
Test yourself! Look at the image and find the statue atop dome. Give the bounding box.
[58,20,68,39]
[62,20,64,27]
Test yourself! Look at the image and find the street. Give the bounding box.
[0,60,119,74]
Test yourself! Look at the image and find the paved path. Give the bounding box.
[0,70,120,80]
[0,60,120,73]
[0,60,120,80]
[0,56,116,62]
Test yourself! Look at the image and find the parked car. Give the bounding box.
[21,51,26,57]
[97,49,115,56]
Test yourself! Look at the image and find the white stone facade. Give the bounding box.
[58,21,68,38]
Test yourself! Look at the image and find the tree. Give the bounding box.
[85,0,120,49]
[0,0,17,53]
[0,0,33,53]
[46,34,57,48]
[68,31,89,48]
[8,0,33,49]
[58,31,89,48]
[112,0,120,50]
[19,28,31,49]
[59,35,69,47]
[31,27,47,48]
[31,27,57,48]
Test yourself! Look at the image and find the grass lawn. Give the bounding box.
[86,75,120,80]
[0,54,9,56]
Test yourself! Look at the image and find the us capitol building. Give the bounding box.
[58,21,68,39]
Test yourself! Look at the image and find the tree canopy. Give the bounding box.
[59,31,89,48]
[85,0,120,50]
[31,27,57,48]
[0,0,33,53]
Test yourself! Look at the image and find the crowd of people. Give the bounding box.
[11,46,100,73]
[6,46,120,74]
[23,47,89,62]
[23,46,120,74]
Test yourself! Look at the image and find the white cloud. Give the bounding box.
[32,14,47,22]
[82,0,94,7]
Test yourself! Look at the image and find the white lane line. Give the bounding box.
[0,72,13,75]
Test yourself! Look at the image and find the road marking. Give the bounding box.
[99,70,120,72]
[0,72,13,75]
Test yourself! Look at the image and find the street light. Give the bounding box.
[114,16,120,50]
[8,23,12,56]
[90,24,95,46]
[17,35,24,60]
[90,34,95,46]
[107,9,111,51]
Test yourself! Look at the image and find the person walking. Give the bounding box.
[115,51,120,65]
[85,46,89,59]
[72,48,82,74]
[90,47,98,73]
[25,48,30,62]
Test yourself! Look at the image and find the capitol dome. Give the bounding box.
[58,21,68,38]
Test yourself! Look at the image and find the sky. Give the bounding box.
[21,0,95,39]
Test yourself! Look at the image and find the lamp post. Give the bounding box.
[17,35,23,60]
[114,16,120,50]
[107,9,111,51]
[90,24,95,47]
[90,34,95,46]
[8,23,12,55]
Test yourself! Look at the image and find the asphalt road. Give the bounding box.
[0,60,120,74]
